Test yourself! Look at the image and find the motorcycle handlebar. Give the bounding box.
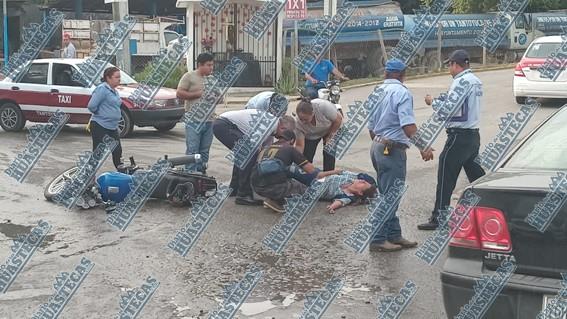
[167,154,202,167]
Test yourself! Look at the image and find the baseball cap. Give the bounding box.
[385,59,406,73]
[357,173,377,186]
[444,49,470,65]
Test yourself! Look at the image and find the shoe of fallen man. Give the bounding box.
[417,218,439,230]
[369,241,403,252]
[235,196,263,206]
[390,237,418,248]
[263,199,285,213]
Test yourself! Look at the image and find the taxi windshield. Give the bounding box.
[76,63,138,86]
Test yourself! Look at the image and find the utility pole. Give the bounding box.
[3,0,8,65]
[75,0,83,19]
[112,0,131,74]
[323,0,337,60]
[323,0,337,17]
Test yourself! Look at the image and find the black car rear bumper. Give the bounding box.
[441,251,565,319]
[129,107,184,127]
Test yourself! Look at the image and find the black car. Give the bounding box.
[441,105,567,318]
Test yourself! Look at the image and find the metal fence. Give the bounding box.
[211,51,276,87]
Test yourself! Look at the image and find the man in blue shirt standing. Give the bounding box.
[418,50,486,230]
[368,59,434,252]
[304,58,349,99]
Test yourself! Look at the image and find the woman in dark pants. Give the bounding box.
[294,99,343,171]
[87,67,123,168]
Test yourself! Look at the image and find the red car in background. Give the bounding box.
[0,58,184,137]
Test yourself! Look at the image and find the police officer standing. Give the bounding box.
[418,50,486,230]
[368,59,434,252]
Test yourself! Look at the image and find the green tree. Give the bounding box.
[449,0,567,13]
[399,0,422,13]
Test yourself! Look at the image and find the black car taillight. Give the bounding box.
[450,207,512,252]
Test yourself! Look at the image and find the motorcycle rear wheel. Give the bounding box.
[44,167,79,201]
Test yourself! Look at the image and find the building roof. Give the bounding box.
[48,0,185,15]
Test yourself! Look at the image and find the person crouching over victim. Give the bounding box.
[251,130,320,213]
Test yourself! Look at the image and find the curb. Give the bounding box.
[340,64,516,91]
[223,64,515,104]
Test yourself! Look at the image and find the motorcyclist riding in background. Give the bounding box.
[303,58,349,99]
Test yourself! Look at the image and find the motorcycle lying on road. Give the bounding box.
[44,154,218,210]
[298,80,344,116]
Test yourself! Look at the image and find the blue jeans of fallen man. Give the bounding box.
[185,121,213,173]
[370,141,406,244]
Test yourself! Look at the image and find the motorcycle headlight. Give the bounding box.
[330,85,340,95]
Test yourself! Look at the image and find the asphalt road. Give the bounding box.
[0,68,565,319]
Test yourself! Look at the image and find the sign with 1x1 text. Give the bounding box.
[286,0,307,20]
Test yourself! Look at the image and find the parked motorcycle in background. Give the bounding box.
[317,80,344,116]
[297,80,345,116]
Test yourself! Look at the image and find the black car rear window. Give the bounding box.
[504,107,567,170]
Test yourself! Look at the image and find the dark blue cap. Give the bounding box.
[444,49,470,65]
[357,173,377,186]
[385,59,406,73]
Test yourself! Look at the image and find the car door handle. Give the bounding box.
[11,86,19,90]
[50,89,59,93]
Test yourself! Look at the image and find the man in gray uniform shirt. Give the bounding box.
[418,50,486,230]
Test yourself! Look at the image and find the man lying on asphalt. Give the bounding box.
[288,165,378,214]
[213,109,296,206]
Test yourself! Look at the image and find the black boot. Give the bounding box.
[235,195,263,206]
[417,216,439,230]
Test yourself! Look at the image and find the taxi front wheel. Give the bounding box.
[0,102,26,132]
[118,108,134,138]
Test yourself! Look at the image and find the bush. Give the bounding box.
[275,57,296,95]
[132,62,188,89]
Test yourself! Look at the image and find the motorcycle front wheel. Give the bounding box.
[44,167,79,201]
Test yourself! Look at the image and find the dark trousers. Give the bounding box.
[91,121,122,168]
[432,129,486,221]
[303,137,336,171]
[251,171,307,203]
[213,118,255,197]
